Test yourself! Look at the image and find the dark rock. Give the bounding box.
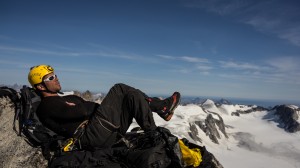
[200,145,224,168]
[231,112,240,116]
[188,123,202,143]
[195,112,228,144]
[237,106,268,114]
[274,105,300,133]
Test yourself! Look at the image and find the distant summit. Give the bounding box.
[216,98,232,105]
[180,97,205,105]
[0,83,24,91]
[181,97,233,106]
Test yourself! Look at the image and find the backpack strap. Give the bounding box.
[14,85,40,136]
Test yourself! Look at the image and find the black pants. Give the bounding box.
[81,83,157,148]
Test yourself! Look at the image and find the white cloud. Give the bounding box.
[157,54,212,74]
[0,45,144,61]
[157,54,177,60]
[180,56,209,63]
[0,59,30,68]
[219,61,267,71]
[244,15,300,47]
[196,65,213,71]
[277,26,300,47]
[267,57,300,72]
[218,58,300,85]
[84,51,137,60]
[0,45,80,57]
[185,0,300,47]
[157,54,209,63]
[184,0,250,16]
[244,16,281,32]
[177,68,191,74]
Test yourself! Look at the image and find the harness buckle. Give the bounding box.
[62,138,75,152]
[61,120,89,152]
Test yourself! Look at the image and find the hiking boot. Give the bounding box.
[147,92,181,121]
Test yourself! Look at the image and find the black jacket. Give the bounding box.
[37,95,98,137]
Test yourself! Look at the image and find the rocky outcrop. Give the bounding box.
[231,112,240,116]
[189,109,228,144]
[188,123,203,143]
[186,100,229,144]
[73,90,105,103]
[73,90,94,101]
[0,97,47,168]
[274,105,300,133]
[237,106,268,114]
[194,112,228,144]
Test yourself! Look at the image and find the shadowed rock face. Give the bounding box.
[0,97,47,168]
[187,99,229,144]
[274,105,300,133]
[186,101,229,144]
[193,113,228,144]
[188,123,203,143]
[237,106,268,114]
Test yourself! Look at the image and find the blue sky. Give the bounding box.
[1,0,300,102]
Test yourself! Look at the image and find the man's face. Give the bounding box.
[42,72,61,92]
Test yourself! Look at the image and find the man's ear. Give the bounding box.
[36,84,46,91]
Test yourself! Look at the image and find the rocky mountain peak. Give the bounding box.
[274,105,300,133]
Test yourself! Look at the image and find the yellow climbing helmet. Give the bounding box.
[28,64,54,87]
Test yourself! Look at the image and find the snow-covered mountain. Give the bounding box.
[129,98,300,168]
[1,91,300,168]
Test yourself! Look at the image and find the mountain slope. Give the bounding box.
[129,99,300,168]
[1,95,300,168]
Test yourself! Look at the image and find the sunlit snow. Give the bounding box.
[129,100,300,168]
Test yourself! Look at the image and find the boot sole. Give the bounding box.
[164,92,181,121]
